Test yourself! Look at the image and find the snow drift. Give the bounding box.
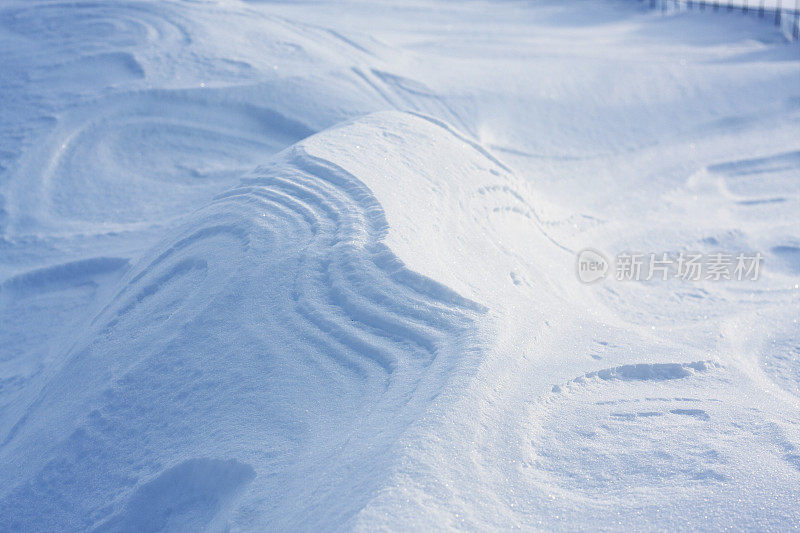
[1,0,799,530]
[0,112,507,531]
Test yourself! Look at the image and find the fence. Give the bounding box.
[640,0,800,40]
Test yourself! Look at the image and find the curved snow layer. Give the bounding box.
[0,113,493,531]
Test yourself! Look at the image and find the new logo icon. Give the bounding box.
[576,248,609,284]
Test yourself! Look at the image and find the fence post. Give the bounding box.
[796,0,800,39]
[775,0,781,25]
[795,10,800,39]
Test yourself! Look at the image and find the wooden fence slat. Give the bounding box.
[642,0,800,40]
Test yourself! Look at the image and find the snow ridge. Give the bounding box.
[0,119,486,531]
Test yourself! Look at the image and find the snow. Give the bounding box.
[0,0,799,530]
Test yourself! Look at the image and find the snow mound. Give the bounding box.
[0,111,510,531]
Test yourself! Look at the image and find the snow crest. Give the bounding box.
[0,114,487,531]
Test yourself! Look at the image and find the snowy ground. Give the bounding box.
[1,0,799,530]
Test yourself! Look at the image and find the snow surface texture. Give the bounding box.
[0,0,799,531]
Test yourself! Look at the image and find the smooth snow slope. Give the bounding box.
[1,0,799,531]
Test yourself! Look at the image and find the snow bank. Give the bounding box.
[0,112,501,531]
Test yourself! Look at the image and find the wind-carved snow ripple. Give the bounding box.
[215,147,485,378]
[0,1,191,54]
[524,357,800,521]
[10,91,314,232]
[0,143,485,530]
